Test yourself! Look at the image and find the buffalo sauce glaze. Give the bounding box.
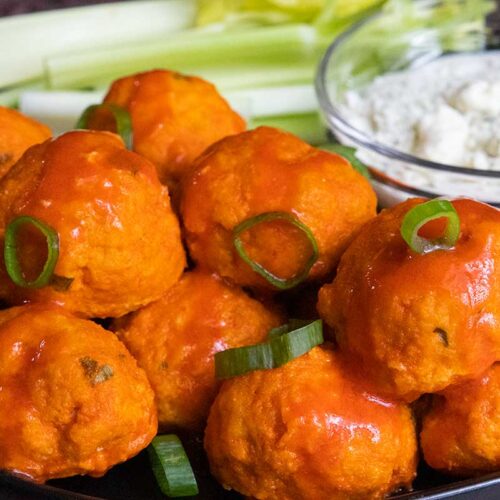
[318,198,500,401]
[181,126,376,290]
[0,129,185,318]
[204,346,417,500]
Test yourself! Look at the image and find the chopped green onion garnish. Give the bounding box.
[400,199,460,254]
[233,211,319,290]
[320,143,371,179]
[215,319,323,379]
[75,103,133,150]
[4,215,60,289]
[148,435,198,498]
[215,342,274,379]
[270,319,323,367]
[267,318,311,339]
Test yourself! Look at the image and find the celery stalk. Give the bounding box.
[0,80,45,107]
[76,60,316,95]
[19,90,104,134]
[0,0,196,89]
[251,113,327,145]
[226,84,317,117]
[46,24,318,90]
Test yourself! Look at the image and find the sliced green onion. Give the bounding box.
[215,319,323,379]
[4,216,59,289]
[214,342,274,379]
[320,143,371,179]
[233,211,319,290]
[268,318,311,339]
[270,319,323,367]
[400,199,460,254]
[148,435,198,498]
[75,103,133,150]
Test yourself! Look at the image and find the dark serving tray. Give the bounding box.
[1,432,499,500]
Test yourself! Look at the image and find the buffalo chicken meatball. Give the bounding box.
[318,198,500,402]
[421,363,500,476]
[0,106,51,179]
[114,270,282,431]
[205,347,417,500]
[88,69,245,188]
[0,305,157,483]
[0,130,185,318]
[181,126,376,290]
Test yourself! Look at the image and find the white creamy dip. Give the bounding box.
[343,52,500,170]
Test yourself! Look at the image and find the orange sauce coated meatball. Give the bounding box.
[205,347,417,500]
[181,126,376,290]
[421,363,500,476]
[0,130,186,318]
[90,69,245,188]
[0,106,51,179]
[0,305,157,483]
[114,270,283,431]
[318,198,500,402]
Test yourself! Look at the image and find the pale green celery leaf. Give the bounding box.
[196,0,325,26]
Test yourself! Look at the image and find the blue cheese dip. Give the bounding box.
[343,52,500,170]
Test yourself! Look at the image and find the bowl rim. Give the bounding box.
[315,7,500,180]
[368,166,500,207]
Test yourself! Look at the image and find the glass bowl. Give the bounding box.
[316,0,500,207]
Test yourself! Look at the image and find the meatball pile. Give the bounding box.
[0,73,253,483]
[1,67,498,499]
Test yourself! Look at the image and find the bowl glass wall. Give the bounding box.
[316,0,500,206]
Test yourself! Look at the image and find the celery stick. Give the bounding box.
[0,0,196,89]
[251,113,328,145]
[47,61,315,94]
[191,61,315,91]
[0,80,46,108]
[226,84,317,116]
[20,90,104,134]
[46,24,318,90]
[315,0,387,32]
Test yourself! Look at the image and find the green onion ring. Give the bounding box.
[400,199,460,254]
[233,212,319,290]
[215,319,323,379]
[4,215,60,289]
[148,435,198,498]
[320,143,371,179]
[75,103,133,150]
